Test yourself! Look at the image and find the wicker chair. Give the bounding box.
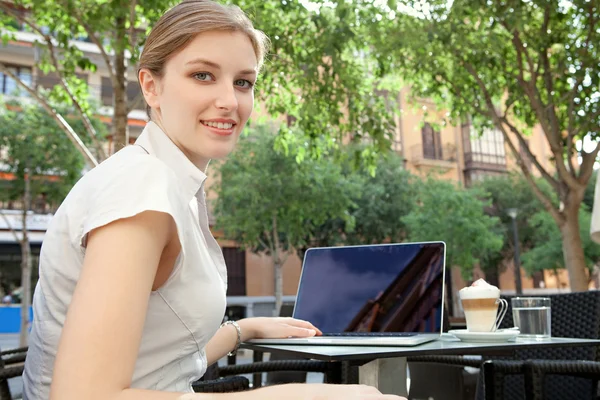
[408,290,600,400]
[0,345,336,396]
[192,357,343,392]
[482,359,600,400]
[0,346,27,400]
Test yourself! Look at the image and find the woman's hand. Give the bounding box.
[237,317,322,341]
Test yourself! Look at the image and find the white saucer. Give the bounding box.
[449,328,520,343]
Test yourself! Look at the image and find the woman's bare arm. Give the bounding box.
[49,210,215,400]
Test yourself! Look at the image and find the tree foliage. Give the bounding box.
[296,150,416,258]
[231,0,397,166]
[474,174,555,274]
[211,124,357,314]
[367,0,600,290]
[403,178,504,279]
[0,100,99,203]
[0,0,169,162]
[522,208,600,278]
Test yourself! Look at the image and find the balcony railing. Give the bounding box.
[410,143,458,168]
[463,151,507,172]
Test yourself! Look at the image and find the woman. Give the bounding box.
[22,1,405,399]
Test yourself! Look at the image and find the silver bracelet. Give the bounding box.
[220,320,242,356]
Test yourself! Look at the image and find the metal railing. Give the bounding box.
[410,143,457,164]
[226,296,296,318]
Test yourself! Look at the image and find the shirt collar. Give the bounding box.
[135,121,207,202]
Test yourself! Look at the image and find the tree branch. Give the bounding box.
[566,92,576,175]
[257,237,270,252]
[0,2,106,161]
[539,46,563,150]
[500,115,560,192]
[573,106,600,139]
[68,3,118,89]
[497,113,564,225]
[506,23,537,82]
[453,58,562,223]
[579,141,600,185]
[262,229,275,256]
[128,0,138,61]
[0,62,98,167]
[0,211,21,243]
[503,23,579,190]
[45,46,107,161]
[0,2,46,41]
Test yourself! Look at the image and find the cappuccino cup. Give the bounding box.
[459,279,508,332]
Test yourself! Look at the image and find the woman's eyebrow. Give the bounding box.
[185,58,257,76]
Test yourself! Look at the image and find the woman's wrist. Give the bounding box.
[237,318,257,342]
[220,320,242,356]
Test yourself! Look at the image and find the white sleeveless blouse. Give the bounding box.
[23,122,227,398]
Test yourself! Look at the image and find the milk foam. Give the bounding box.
[459,278,500,299]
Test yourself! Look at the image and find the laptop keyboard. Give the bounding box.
[321,332,418,337]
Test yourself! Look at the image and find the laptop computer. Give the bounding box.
[248,241,446,346]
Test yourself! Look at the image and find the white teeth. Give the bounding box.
[203,121,233,129]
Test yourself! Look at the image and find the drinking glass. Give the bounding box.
[511,297,551,339]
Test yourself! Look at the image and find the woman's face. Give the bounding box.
[140,30,258,169]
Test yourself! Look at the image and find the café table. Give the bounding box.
[241,334,600,396]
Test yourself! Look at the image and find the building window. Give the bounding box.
[467,128,506,165]
[222,247,246,296]
[421,123,443,160]
[0,65,32,96]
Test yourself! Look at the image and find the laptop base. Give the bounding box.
[246,334,439,347]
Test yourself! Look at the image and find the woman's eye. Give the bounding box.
[235,79,254,89]
[193,72,213,81]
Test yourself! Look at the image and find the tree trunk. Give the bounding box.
[560,203,588,292]
[19,169,32,347]
[273,257,283,317]
[112,16,129,153]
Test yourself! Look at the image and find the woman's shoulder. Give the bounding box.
[75,146,183,197]
[91,146,178,183]
[65,146,188,217]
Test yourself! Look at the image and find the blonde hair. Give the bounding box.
[138,0,270,118]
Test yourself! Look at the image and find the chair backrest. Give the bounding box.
[490,291,600,400]
[0,348,14,400]
[500,291,600,361]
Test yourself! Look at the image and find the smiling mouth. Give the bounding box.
[201,120,235,130]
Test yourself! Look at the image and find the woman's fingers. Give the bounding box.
[285,326,317,337]
[283,318,323,335]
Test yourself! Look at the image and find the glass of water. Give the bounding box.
[511,297,551,339]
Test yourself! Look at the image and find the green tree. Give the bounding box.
[583,170,597,211]
[345,153,416,245]
[474,174,555,284]
[403,178,504,279]
[295,150,416,259]
[0,0,168,165]
[231,0,397,165]
[522,208,600,287]
[0,100,104,345]
[368,0,600,291]
[211,125,356,315]
[2,0,399,170]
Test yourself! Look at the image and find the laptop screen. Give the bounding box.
[292,242,446,334]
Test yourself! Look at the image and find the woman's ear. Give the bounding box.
[138,69,161,110]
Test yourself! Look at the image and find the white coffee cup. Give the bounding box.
[460,280,508,332]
